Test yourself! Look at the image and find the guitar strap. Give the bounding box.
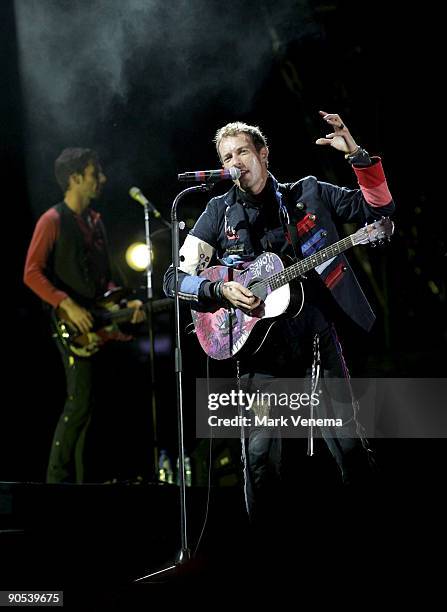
[272,177,306,264]
[286,222,302,263]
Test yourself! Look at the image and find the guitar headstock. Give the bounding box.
[352,217,395,246]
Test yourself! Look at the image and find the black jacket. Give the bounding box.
[163,159,395,331]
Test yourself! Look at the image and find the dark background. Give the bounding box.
[1,0,445,484]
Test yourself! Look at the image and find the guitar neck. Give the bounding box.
[97,298,172,325]
[94,307,135,326]
[267,234,354,290]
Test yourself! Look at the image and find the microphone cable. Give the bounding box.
[193,353,214,557]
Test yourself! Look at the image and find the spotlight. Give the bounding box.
[125,242,152,271]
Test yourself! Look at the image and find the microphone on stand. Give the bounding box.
[177,167,241,183]
[129,186,161,218]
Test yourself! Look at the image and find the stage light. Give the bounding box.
[125,242,152,271]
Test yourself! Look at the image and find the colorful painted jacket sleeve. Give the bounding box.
[163,199,219,303]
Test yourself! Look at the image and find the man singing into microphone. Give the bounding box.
[24,148,145,483]
[163,112,395,526]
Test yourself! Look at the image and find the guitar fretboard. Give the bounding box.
[253,234,354,292]
[95,298,172,324]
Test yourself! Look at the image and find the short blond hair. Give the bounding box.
[214,122,268,159]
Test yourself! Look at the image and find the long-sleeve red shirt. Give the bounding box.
[24,207,69,307]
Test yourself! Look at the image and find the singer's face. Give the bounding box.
[219,134,268,195]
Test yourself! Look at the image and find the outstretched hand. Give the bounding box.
[315,111,359,154]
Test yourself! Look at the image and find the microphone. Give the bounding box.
[129,187,161,218]
[177,167,241,182]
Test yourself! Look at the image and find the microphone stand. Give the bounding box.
[141,202,171,479]
[134,183,211,583]
[142,201,158,481]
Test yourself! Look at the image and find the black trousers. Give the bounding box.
[47,336,153,484]
[46,338,95,483]
[239,306,372,521]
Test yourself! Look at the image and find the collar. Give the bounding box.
[236,175,276,208]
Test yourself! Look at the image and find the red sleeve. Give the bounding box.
[352,157,393,208]
[23,208,69,307]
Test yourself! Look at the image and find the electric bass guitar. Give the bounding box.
[51,287,173,357]
[191,217,394,360]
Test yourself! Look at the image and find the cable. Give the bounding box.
[193,354,214,556]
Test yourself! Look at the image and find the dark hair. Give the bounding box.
[54,148,99,193]
[213,122,268,159]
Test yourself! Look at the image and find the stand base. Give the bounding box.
[134,549,212,584]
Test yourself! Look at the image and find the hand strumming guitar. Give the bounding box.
[222,281,261,311]
[59,297,93,335]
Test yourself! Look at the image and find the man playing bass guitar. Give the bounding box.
[24,148,145,484]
